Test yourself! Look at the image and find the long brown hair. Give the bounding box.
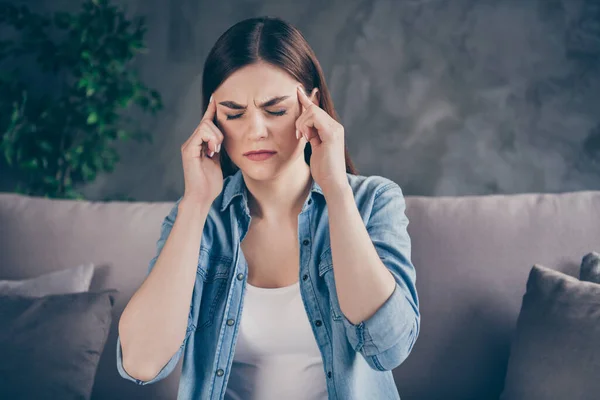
[201,16,358,179]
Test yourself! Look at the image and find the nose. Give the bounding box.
[245,109,268,139]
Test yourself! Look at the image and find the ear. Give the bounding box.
[310,88,320,106]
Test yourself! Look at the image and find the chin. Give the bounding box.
[239,162,280,181]
[236,152,301,181]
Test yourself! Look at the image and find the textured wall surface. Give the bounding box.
[1,0,599,201]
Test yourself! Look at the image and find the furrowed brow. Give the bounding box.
[218,95,290,110]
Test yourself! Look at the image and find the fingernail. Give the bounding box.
[209,95,213,103]
[216,143,221,152]
[209,150,215,157]
[303,132,308,141]
[296,129,299,139]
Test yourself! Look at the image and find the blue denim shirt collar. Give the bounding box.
[219,168,325,213]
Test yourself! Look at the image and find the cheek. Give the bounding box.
[219,126,239,144]
[217,133,235,157]
[284,119,297,133]
[285,114,300,132]
[282,121,299,141]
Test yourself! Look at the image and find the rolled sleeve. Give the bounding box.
[342,182,420,371]
[116,335,186,385]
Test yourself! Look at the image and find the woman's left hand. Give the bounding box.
[296,86,349,196]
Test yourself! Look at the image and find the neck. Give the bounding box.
[242,160,313,222]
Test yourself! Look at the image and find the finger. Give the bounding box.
[201,94,217,123]
[297,86,314,111]
[308,132,322,147]
[295,111,308,140]
[296,92,312,139]
[189,117,224,152]
[299,121,321,146]
[296,112,318,142]
[182,129,204,160]
[296,111,310,141]
[182,121,206,151]
[181,96,216,150]
[205,123,224,155]
[200,128,221,158]
[183,124,218,158]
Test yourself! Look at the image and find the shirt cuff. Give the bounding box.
[341,282,420,370]
[116,335,184,385]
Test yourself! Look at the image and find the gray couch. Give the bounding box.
[1,189,599,400]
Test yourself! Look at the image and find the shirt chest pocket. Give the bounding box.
[318,247,344,322]
[196,248,232,329]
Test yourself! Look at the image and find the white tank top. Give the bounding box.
[224,280,329,400]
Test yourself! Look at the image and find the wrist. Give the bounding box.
[323,182,353,203]
[179,196,212,216]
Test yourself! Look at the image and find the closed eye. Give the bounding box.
[226,110,287,120]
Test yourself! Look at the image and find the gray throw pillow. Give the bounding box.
[0,289,118,400]
[580,251,600,283]
[500,263,600,400]
[0,263,95,297]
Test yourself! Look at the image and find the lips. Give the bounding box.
[244,151,276,161]
[244,151,276,156]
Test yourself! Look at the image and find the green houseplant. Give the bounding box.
[0,0,162,200]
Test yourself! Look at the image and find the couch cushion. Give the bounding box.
[0,263,95,297]
[499,263,600,399]
[0,289,117,399]
[2,190,600,400]
[0,193,180,400]
[392,191,600,400]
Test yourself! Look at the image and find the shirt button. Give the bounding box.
[227,319,235,326]
[236,273,244,280]
[303,239,310,246]
[303,274,308,281]
[328,371,332,378]
[315,320,322,327]
[216,369,224,376]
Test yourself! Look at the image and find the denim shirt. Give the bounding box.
[116,169,420,399]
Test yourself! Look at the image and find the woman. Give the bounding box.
[117,16,420,400]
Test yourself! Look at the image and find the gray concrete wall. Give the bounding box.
[2,0,599,201]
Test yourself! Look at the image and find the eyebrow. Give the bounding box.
[218,95,290,110]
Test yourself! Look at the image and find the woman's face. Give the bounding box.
[212,62,318,181]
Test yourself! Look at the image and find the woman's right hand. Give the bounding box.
[181,95,224,205]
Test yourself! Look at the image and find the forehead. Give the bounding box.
[216,63,299,99]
